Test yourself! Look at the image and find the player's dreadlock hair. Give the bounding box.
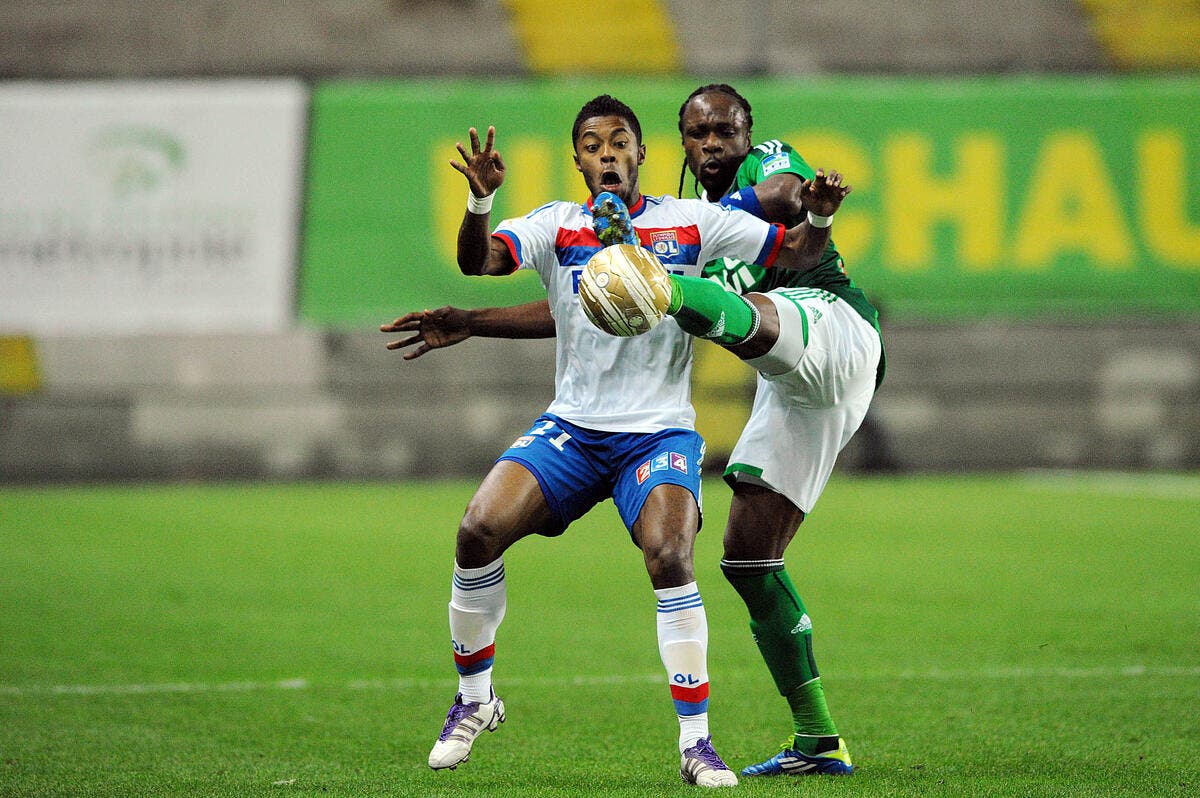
[572,95,643,149]
[676,84,753,198]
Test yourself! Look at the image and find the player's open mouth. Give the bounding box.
[599,170,622,189]
[701,159,723,175]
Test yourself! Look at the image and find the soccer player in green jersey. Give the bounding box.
[661,83,884,776]
[384,85,883,777]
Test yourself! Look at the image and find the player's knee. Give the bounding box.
[641,536,693,584]
[456,509,509,565]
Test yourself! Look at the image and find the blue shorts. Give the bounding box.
[497,413,705,541]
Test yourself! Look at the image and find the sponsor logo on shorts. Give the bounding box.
[650,230,680,258]
[510,435,535,448]
[651,452,670,473]
[636,461,652,484]
[670,452,688,474]
[761,152,791,175]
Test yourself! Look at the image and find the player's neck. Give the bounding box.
[700,179,733,202]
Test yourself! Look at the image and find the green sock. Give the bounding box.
[786,681,839,755]
[721,561,838,754]
[667,275,758,345]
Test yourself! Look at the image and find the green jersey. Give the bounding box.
[701,139,884,384]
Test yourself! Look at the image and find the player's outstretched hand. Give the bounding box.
[381,307,472,360]
[800,168,852,218]
[450,126,507,199]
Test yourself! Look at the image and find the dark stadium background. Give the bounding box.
[1,0,1197,480]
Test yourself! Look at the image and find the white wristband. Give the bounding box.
[807,211,833,228]
[467,190,495,214]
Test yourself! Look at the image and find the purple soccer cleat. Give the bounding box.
[427,690,506,770]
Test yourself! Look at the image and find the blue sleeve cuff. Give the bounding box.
[719,185,767,220]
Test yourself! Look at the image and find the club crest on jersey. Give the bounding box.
[761,152,791,175]
[636,461,652,484]
[650,230,680,258]
[670,452,688,474]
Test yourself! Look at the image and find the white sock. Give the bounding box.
[654,581,710,752]
[449,558,506,703]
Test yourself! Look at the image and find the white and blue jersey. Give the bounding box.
[493,193,785,434]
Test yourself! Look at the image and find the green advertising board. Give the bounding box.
[300,77,1200,325]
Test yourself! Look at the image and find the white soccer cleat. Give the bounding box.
[578,243,672,337]
[427,690,506,770]
[680,736,739,787]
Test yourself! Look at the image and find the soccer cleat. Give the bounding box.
[592,191,639,247]
[740,736,854,776]
[680,736,738,787]
[427,690,506,770]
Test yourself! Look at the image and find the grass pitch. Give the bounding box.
[2,473,1198,797]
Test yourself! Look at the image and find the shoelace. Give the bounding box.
[437,697,478,741]
[686,736,729,770]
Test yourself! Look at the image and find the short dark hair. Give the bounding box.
[572,95,643,149]
[677,83,753,134]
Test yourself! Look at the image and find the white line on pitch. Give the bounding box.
[0,678,310,697]
[3,666,1198,697]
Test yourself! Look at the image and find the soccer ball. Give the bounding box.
[578,244,672,337]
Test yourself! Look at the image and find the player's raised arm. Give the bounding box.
[381,300,556,360]
[771,169,852,272]
[736,171,806,223]
[450,126,515,276]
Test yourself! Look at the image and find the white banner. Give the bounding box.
[0,80,307,334]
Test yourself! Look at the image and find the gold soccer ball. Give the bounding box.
[578,244,672,337]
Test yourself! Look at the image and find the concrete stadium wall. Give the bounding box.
[0,1,1107,79]
[3,320,1197,482]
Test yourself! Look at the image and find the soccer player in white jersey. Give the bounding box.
[387,86,882,779]
[418,94,838,788]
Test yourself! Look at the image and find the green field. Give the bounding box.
[2,474,1198,797]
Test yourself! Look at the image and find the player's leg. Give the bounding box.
[721,297,880,776]
[451,458,558,701]
[614,432,737,787]
[430,459,555,770]
[636,486,737,788]
[432,413,613,771]
[721,485,851,775]
[665,274,781,358]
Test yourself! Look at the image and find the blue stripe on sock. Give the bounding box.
[453,573,505,591]
[673,698,709,716]
[454,564,504,584]
[657,593,703,612]
[453,566,505,591]
[657,592,701,607]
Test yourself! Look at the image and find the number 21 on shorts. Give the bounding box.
[510,419,573,452]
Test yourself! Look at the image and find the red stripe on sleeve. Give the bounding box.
[763,223,786,268]
[491,232,522,274]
